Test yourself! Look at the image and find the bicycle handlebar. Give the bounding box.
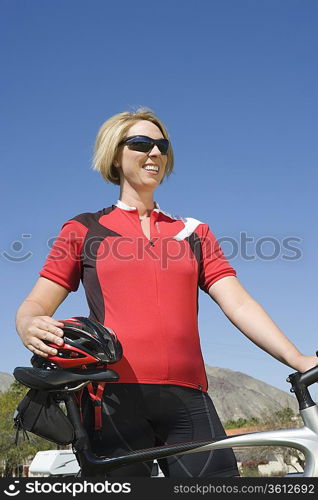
[298,364,318,388]
[287,353,318,410]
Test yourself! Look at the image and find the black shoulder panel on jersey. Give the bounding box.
[71,206,115,228]
[72,206,121,325]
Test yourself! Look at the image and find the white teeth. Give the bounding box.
[143,165,159,172]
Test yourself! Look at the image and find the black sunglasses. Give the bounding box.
[119,135,169,155]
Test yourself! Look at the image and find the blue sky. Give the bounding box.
[1,0,317,395]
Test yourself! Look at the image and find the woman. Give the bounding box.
[16,108,318,477]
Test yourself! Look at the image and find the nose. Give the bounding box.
[148,144,162,156]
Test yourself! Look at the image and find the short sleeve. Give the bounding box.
[197,224,236,293]
[39,220,88,292]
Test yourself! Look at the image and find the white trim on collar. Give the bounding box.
[114,200,203,239]
[115,200,161,211]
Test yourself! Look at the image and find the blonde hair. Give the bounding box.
[92,108,174,185]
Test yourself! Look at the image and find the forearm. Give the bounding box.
[15,278,68,356]
[16,299,48,336]
[223,294,303,370]
[16,277,68,333]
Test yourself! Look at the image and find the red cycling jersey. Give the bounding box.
[40,201,236,392]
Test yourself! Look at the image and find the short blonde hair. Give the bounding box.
[92,108,174,185]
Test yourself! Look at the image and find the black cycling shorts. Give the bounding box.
[82,384,239,478]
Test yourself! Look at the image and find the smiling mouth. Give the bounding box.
[143,165,159,173]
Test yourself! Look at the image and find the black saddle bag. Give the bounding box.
[14,388,75,445]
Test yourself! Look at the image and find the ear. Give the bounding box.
[113,160,120,168]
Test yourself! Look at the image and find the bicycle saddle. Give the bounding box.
[13,366,119,391]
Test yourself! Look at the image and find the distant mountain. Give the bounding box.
[205,365,299,422]
[0,372,14,393]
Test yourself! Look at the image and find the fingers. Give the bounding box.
[27,343,51,358]
[40,316,65,336]
[38,317,64,339]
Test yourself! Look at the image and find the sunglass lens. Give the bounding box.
[158,140,169,154]
[128,141,151,153]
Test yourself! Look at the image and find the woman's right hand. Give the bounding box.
[19,315,65,358]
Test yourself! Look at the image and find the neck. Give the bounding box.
[118,187,156,218]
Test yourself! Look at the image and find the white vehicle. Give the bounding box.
[29,450,80,477]
[29,450,163,477]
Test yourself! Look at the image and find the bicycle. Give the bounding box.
[13,358,318,477]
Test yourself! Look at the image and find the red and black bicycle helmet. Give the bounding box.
[43,316,123,369]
